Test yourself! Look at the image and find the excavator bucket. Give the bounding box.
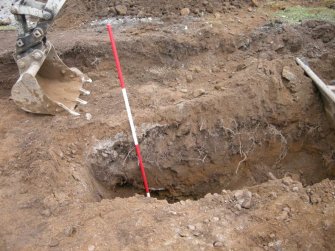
[11,41,91,115]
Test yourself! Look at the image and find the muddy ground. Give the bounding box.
[0,0,335,250]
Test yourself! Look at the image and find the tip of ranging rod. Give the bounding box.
[146,193,151,198]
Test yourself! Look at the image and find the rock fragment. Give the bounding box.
[213,241,224,247]
[251,0,259,7]
[310,194,321,204]
[64,226,76,237]
[48,239,59,247]
[214,12,221,19]
[214,85,225,91]
[282,67,296,82]
[0,18,10,26]
[85,113,92,121]
[40,209,51,217]
[192,231,201,237]
[180,8,190,16]
[236,63,247,71]
[282,177,293,186]
[292,186,299,192]
[234,190,252,209]
[234,204,242,211]
[179,230,190,237]
[194,66,201,73]
[88,245,96,251]
[186,74,193,83]
[115,5,127,15]
[322,220,332,231]
[276,210,289,221]
[193,89,206,98]
[269,192,277,199]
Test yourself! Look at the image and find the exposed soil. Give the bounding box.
[0,1,335,250]
[56,0,253,28]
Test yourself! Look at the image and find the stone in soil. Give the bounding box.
[115,5,127,15]
[282,66,297,82]
[234,190,252,209]
[180,8,191,16]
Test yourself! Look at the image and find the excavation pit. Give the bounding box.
[88,111,335,203]
[82,20,335,202]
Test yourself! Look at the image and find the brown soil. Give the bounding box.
[56,0,253,28]
[0,1,335,250]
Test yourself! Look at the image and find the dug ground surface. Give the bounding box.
[0,0,334,250]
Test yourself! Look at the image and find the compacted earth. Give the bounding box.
[0,0,334,250]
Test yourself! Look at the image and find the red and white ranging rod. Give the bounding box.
[106,24,150,197]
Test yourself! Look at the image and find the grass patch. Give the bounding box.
[0,25,16,31]
[274,6,335,24]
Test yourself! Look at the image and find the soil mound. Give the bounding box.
[57,0,253,28]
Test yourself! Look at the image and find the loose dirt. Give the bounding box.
[0,0,334,250]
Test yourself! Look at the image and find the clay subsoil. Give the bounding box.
[0,0,335,250]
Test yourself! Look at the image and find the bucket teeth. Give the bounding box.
[56,102,80,116]
[82,77,93,84]
[76,98,88,105]
[70,67,92,84]
[80,88,91,95]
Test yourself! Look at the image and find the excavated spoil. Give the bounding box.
[57,0,254,28]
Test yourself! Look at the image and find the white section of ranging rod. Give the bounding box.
[122,88,139,146]
[146,193,151,197]
[296,58,335,103]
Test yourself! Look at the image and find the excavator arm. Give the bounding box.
[12,0,66,55]
[10,0,91,115]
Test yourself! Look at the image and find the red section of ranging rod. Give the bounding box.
[107,24,150,197]
[107,24,125,89]
[135,144,150,194]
